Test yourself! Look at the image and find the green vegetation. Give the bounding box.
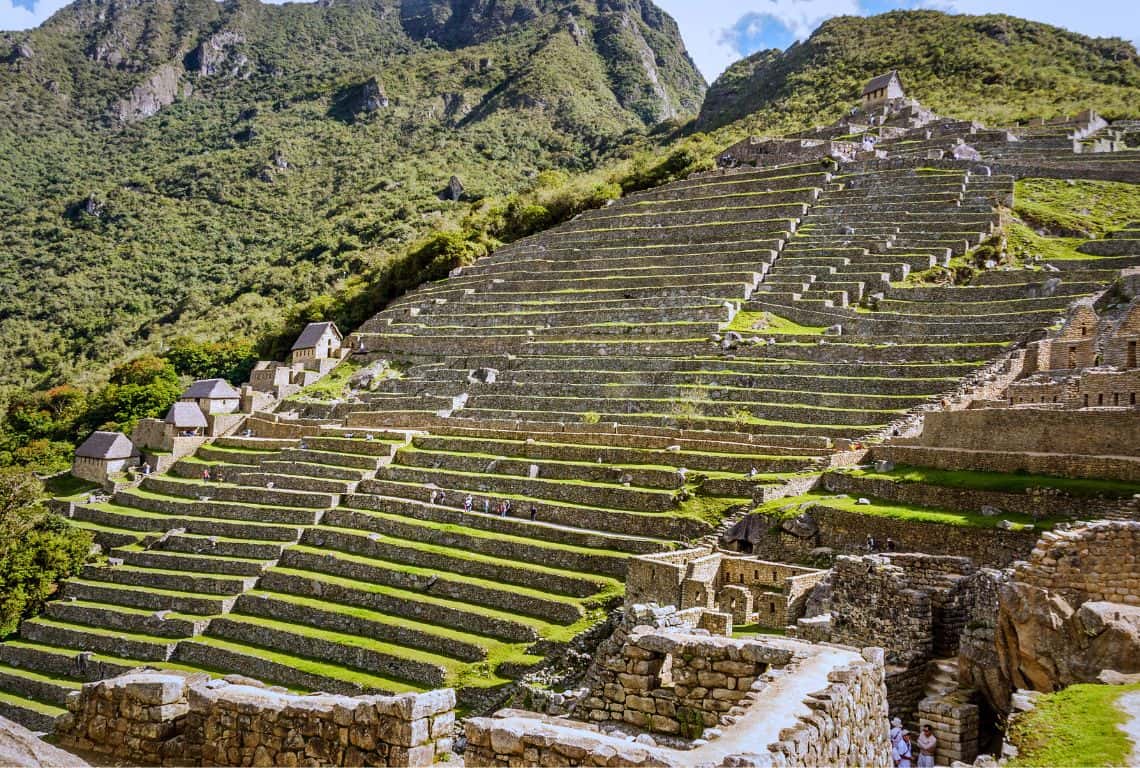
[1007,684,1140,768]
[0,472,92,636]
[0,0,710,469]
[294,360,363,402]
[1014,179,1140,238]
[699,11,1140,133]
[725,310,827,335]
[844,465,1140,499]
[757,491,1043,530]
[733,624,787,639]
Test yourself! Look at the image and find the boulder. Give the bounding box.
[0,715,88,767]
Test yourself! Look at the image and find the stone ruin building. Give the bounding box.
[4,73,1140,767]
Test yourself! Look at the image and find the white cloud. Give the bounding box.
[0,0,68,32]
[656,0,1138,82]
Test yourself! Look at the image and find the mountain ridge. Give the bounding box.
[697,11,1140,133]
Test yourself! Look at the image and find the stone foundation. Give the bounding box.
[55,672,455,767]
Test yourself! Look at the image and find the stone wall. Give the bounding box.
[918,691,979,765]
[1014,521,1140,608]
[749,505,1038,568]
[961,522,1140,715]
[465,624,890,768]
[899,407,1140,457]
[578,629,784,738]
[821,470,1122,520]
[625,548,824,630]
[827,557,933,667]
[55,672,455,767]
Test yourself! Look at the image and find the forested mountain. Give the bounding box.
[3,6,1139,474]
[0,0,705,392]
[697,11,1140,133]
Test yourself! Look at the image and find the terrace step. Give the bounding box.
[233,591,490,663]
[19,619,179,662]
[173,637,420,696]
[0,662,81,708]
[0,690,65,733]
[60,579,237,615]
[43,600,207,639]
[203,615,448,689]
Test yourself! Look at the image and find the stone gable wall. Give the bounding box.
[55,672,455,767]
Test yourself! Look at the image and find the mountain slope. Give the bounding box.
[0,0,704,391]
[697,11,1140,133]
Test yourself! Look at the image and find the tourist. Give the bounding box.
[429,490,438,505]
[889,717,904,751]
[893,731,914,768]
[917,725,937,768]
[483,497,490,515]
[747,467,758,479]
[202,467,211,482]
[529,504,537,520]
[464,495,473,513]
[141,462,151,476]
[215,470,225,484]
[677,467,687,484]
[866,535,877,552]
[886,537,897,552]
[504,499,512,517]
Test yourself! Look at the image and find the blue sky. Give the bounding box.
[1,0,1136,81]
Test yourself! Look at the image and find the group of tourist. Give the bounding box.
[435,492,538,521]
[890,717,937,767]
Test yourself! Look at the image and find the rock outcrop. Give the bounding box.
[965,522,1140,713]
[115,63,186,122]
[0,715,87,768]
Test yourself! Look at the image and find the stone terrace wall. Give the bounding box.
[752,506,1037,568]
[1014,521,1140,607]
[55,672,455,767]
[903,408,1140,457]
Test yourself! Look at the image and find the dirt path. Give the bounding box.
[1119,690,1140,767]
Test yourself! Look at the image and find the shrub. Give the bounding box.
[0,471,92,636]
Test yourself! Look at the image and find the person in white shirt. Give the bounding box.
[889,717,904,751]
[893,731,915,768]
[917,724,937,768]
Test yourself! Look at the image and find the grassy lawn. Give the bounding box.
[1014,179,1140,239]
[725,310,827,335]
[733,623,787,639]
[756,492,1042,530]
[294,359,363,401]
[1008,684,1140,768]
[843,465,1140,499]
[43,473,101,501]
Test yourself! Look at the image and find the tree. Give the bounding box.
[87,355,182,434]
[0,470,91,636]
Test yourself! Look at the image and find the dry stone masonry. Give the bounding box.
[56,672,455,767]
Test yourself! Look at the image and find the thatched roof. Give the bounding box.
[75,431,137,460]
[291,321,342,351]
[165,402,208,428]
[862,70,901,95]
[182,378,240,399]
